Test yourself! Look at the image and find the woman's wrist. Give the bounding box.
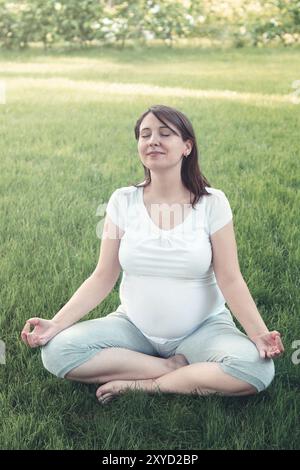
[51,316,66,331]
[248,327,270,342]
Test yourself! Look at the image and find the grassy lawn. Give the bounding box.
[0,44,299,450]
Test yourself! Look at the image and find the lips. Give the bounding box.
[147,151,164,155]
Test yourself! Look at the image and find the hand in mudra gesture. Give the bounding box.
[21,318,60,348]
[251,331,284,359]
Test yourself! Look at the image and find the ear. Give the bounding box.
[185,139,193,154]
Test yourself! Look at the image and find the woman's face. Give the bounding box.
[137,112,192,170]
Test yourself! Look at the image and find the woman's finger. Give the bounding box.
[26,333,34,348]
[21,331,29,346]
[21,322,31,335]
[21,322,31,345]
[269,332,282,347]
[27,333,38,348]
[271,330,280,336]
[275,336,284,352]
[30,333,42,348]
[269,348,282,358]
[27,318,40,328]
[272,335,284,352]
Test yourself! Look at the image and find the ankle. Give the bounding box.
[167,354,189,371]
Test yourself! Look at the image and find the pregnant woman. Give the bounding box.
[21,104,284,405]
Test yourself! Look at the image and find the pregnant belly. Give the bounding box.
[119,274,226,340]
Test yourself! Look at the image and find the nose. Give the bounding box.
[148,132,160,145]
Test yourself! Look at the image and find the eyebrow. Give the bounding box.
[140,126,170,131]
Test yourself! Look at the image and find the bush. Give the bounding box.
[0,0,299,50]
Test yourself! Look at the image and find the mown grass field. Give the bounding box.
[0,44,299,450]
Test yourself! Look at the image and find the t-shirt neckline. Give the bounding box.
[139,185,196,234]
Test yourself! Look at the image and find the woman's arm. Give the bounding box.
[218,276,269,339]
[51,273,116,330]
[210,221,284,358]
[21,214,123,347]
[21,273,118,348]
[53,214,123,329]
[218,277,284,359]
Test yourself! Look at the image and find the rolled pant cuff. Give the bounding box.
[219,363,266,393]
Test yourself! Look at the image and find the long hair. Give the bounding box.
[130,104,212,209]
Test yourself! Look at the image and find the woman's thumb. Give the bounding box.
[26,318,40,333]
[27,318,40,326]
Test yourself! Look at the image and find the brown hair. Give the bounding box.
[131,104,212,209]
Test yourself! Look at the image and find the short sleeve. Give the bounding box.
[206,189,233,235]
[105,188,127,231]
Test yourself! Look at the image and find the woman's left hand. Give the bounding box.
[251,331,284,359]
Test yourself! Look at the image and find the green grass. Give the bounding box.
[0,44,299,450]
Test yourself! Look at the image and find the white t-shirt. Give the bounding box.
[105,184,233,344]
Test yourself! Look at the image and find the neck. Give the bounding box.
[144,172,188,201]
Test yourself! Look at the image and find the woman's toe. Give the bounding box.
[96,384,109,398]
[98,393,116,405]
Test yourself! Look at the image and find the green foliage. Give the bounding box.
[0,0,300,49]
[0,0,32,48]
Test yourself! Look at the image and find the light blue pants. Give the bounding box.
[41,308,275,393]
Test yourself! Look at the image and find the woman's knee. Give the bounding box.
[251,356,275,392]
[40,331,70,378]
[260,357,275,391]
[221,355,275,393]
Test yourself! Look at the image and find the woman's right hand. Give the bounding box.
[20,318,61,348]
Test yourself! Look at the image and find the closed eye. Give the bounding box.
[141,134,170,138]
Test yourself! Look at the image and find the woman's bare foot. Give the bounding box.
[96,378,157,405]
[95,355,188,405]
